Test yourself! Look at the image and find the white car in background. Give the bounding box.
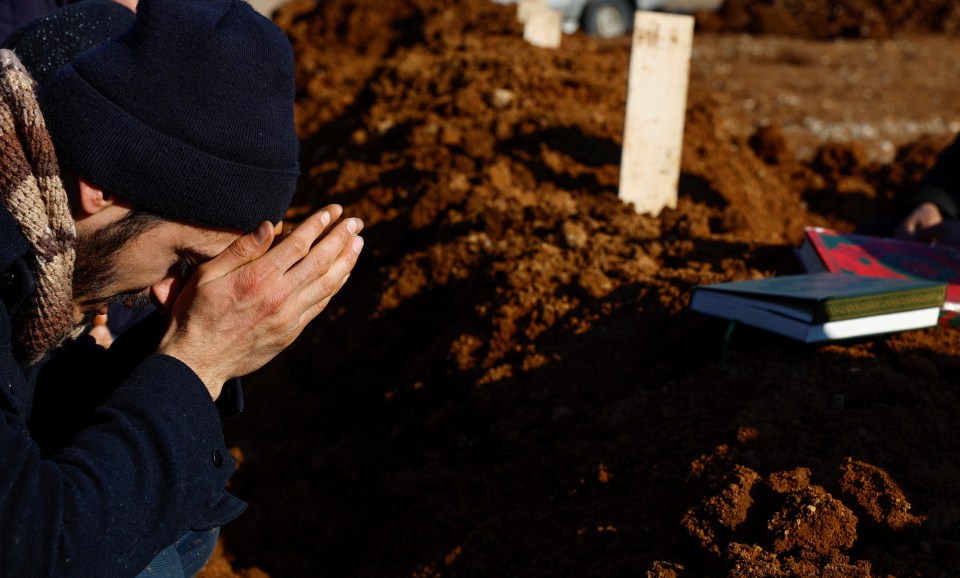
[498,0,724,38]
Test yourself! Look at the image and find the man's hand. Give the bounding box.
[112,0,138,12]
[911,221,960,248]
[88,313,113,349]
[893,202,943,240]
[158,204,363,400]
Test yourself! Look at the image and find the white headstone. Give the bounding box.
[523,5,563,49]
[517,0,547,23]
[618,12,694,216]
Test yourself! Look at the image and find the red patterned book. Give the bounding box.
[797,226,960,327]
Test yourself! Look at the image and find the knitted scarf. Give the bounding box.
[0,49,77,365]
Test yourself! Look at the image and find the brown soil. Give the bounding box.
[697,0,960,39]
[200,1,960,576]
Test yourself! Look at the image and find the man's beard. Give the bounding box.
[72,212,157,325]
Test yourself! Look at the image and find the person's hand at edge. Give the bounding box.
[87,312,113,349]
[158,204,363,400]
[893,201,943,240]
[911,220,960,248]
[112,0,138,12]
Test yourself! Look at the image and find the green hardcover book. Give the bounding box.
[689,272,946,343]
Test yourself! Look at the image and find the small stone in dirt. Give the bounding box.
[562,221,589,248]
[767,483,858,556]
[490,88,516,109]
[579,266,615,299]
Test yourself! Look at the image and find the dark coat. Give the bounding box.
[0,202,246,577]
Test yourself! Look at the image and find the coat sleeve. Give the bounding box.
[0,340,246,577]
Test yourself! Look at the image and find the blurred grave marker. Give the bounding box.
[619,11,694,216]
[523,4,563,49]
[517,0,546,23]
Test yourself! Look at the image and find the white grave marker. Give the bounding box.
[619,12,694,216]
[517,0,547,23]
[523,5,563,49]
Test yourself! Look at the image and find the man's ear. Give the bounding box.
[76,177,116,217]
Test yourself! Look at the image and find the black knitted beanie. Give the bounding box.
[2,0,136,86]
[37,0,300,232]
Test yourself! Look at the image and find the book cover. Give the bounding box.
[692,272,946,323]
[689,273,946,343]
[798,226,960,326]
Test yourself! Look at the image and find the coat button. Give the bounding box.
[212,449,223,468]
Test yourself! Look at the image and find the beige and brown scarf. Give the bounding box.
[0,49,77,365]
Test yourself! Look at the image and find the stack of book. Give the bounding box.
[689,272,946,343]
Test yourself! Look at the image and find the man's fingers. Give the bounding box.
[200,220,276,279]
[292,231,362,312]
[267,205,345,268]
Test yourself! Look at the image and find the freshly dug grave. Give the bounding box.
[697,0,960,39]
[199,1,960,576]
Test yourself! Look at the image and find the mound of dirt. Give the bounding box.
[199,1,960,576]
[697,0,960,39]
